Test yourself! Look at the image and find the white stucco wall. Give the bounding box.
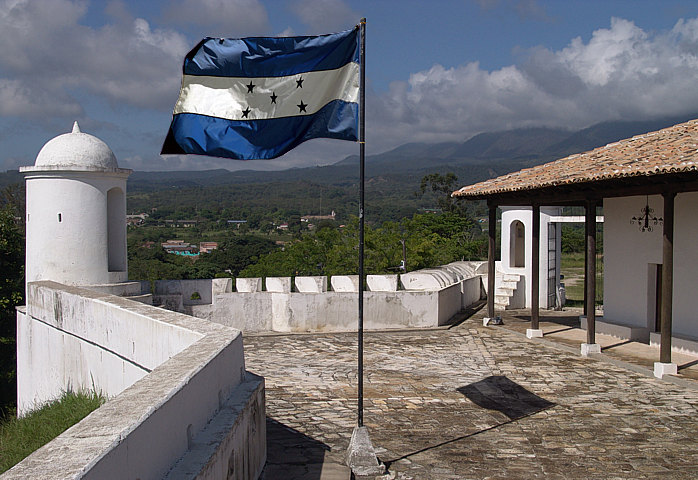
[604,196,663,332]
[461,276,483,310]
[672,192,698,340]
[17,282,204,413]
[605,193,698,341]
[178,263,485,333]
[210,290,445,332]
[11,282,266,480]
[500,207,562,308]
[24,171,129,286]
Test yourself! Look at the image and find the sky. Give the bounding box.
[2,0,698,172]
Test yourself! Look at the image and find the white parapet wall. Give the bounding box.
[11,281,265,480]
[196,261,486,333]
[212,290,442,333]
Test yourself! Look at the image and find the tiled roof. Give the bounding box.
[453,119,698,198]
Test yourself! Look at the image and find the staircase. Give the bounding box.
[494,272,524,310]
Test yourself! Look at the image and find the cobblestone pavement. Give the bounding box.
[248,314,698,479]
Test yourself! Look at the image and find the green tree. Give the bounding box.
[199,235,277,276]
[0,203,24,416]
[418,172,460,213]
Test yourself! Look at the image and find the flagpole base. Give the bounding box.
[346,426,385,476]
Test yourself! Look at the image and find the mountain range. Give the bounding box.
[2,113,696,194]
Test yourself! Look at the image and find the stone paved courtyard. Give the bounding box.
[248,310,698,479]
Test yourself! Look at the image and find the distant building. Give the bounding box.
[161,239,198,255]
[199,242,218,254]
[301,210,336,222]
[277,223,289,230]
[227,220,247,228]
[126,213,148,226]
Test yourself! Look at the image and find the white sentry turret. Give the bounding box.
[21,122,132,286]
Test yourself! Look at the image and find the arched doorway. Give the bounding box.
[107,187,126,272]
[510,220,525,268]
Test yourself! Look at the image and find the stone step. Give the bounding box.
[500,273,521,282]
[495,288,515,297]
[492,271,522,311]
[495,294,510,305]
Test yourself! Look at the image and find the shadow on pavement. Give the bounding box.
[260,417,345,480]
[458,375,555,420]
[382,376,555,471]
[513,313,581,328]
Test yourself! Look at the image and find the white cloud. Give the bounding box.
[289,0,359,33]
[0,0,189,118]
[162,0,269,37]
[0,78,83,117]
[369,16,698,149]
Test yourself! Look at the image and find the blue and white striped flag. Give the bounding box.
[162,27,360,160]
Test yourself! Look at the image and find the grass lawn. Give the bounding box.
[0,391,105,473]
[561,252,604,306]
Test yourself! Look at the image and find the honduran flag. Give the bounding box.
[161,27,360,160]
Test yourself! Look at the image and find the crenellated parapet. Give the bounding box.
[148,261,487,333]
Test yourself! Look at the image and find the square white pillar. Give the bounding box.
[526,328,543,339]
[654,362,677,379]
[581,343,601,356]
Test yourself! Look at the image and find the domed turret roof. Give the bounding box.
[35,122,119,169]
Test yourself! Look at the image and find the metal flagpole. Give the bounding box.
[346,20,383,476]
[357,16,366,428]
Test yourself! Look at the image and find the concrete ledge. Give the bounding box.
[86,281,148,296]
[236,277,262,293]
[649,332,698,356]
[164,374,266,480]
[295,276,327,293]
[367,274,398,292]
[266,277,292,293]
[330,275,359,292]
[211,278,233,297]
[580,316,649,342]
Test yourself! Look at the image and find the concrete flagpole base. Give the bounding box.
[526,328,543,339]
[654,362,677,379]
[581,343,601,357]
[346,426,385,476]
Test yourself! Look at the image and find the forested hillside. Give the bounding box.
[1,114,688,287]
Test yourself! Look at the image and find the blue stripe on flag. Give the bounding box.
[166,100,358,160]
[184,29,359,78]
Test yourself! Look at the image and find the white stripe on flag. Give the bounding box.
[174,62,359,121]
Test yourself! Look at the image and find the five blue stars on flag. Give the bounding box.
[161,27,360,160]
